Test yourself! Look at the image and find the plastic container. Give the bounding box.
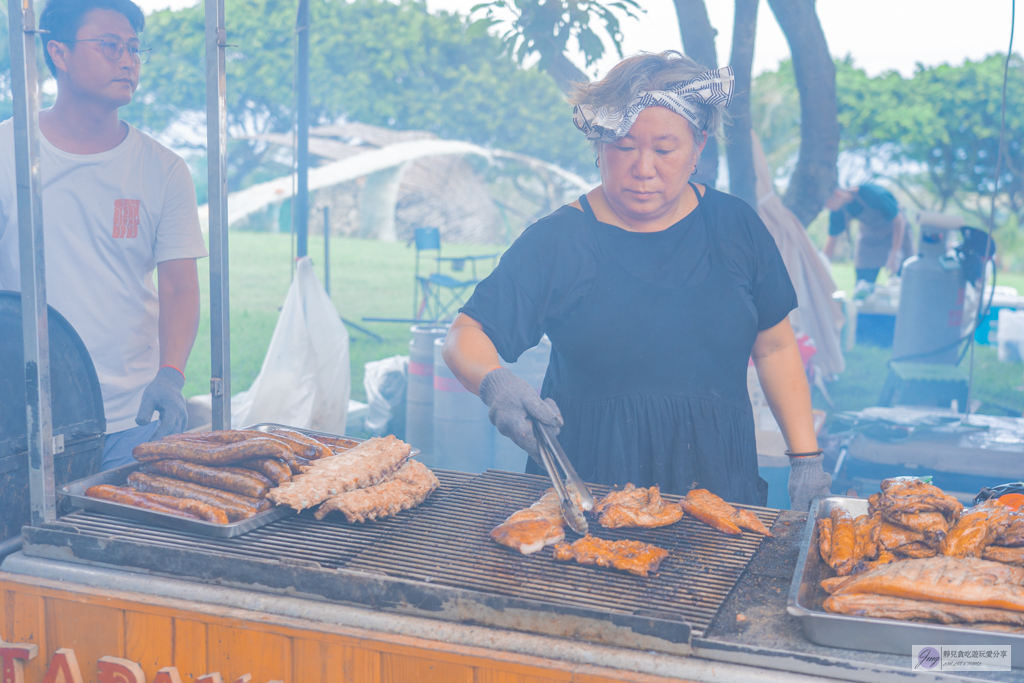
[431,338,494,472]
[404,325,448,457]
[493,338,552,472]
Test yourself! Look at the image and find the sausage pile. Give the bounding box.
[84,428,356,524]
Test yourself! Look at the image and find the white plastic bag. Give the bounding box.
[232,256,350,431]
[997,308,1024,363]
[363,355,408,435]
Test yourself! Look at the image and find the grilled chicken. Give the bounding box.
[268,436,411,511]
[824,593,1024,625]
[995,511,1024,547]
[679,489,772,537]
[854,513,881,561]
[594,484,684,529]
[881,510,949,545]
[877,521,926,551]
[830,556,1024,612]
[314,459,438,522]
[983,546,1024,566]
[490,489,566,555]
[817,517,833,564]
[877,478,963,518]
[552,535,668,577]
[940,500,1013,559]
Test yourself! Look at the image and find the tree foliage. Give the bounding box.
[753,54,1023,228]
[115,0,591,190]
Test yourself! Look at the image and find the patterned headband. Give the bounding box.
[572,66,734,143]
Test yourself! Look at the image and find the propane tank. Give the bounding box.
[891,212,966,365]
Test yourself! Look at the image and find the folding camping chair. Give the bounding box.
[412,227,498,322]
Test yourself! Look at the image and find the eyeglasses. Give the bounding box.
[65,34,151,65]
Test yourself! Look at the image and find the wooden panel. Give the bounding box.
[292,638,380,683]
[125,611,173,681]
[573,669,697,683]
[45,598,124,680]
[206,624,290,682]
[381,652,473,683]
[172,618,208,678]
[5,590,47,683]
[475,670,565,683]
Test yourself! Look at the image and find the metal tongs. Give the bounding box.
[531,419,595,535]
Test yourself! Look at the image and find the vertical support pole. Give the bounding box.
[323,206,330,295]
[9,0,56,525]
[295,0,310,258]
[206,0,231,429]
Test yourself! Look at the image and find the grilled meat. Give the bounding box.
[268,435,411,511]
[996,511,1024,547]
[940,500,1013,559]
[490,489,566,555]
[881,510,949,546]
[830,556,1024,612]
[854,513,881,561]
[983,546,1024,565]
[594,484,683,529]
[828,507,857,576]
[877,478,963,518]
[818,517,833,564]
[552,535,668,577]
[897,542,939,559]
[824,593,1024,626]
[680,489,772,536]
[877,521,926,551]
[314,460,439,523]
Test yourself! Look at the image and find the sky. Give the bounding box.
[137,0,1016,78]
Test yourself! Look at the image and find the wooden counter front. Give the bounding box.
[0,573,694,683]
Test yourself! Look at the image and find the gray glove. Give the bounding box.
[788,454,832,512]
[136,366,187,439]
[479,367,563,464]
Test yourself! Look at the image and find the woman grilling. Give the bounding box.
[442,52,830,511]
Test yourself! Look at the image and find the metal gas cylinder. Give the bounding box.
[891,214,966,364]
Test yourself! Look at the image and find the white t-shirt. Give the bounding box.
[0,119,208,433]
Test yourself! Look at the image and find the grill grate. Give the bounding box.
[54,469,476,570]
[46,469,775,639]
[347,470,776,637]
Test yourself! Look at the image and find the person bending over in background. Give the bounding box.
[823,184,913,285]
[0,0,207,469]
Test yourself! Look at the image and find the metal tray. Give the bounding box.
[58,425,400,539]
[787,496,1024,668]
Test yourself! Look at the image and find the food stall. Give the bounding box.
[3,3,1023,683]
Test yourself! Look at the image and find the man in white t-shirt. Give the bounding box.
[0,0,207,469]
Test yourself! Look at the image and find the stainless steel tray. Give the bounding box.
[787,496,1024,668]
[58,425,394,539]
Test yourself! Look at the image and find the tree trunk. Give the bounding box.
[725,0,759,207]
[673,0,719,186]
[546,51,589,95]
[766,0,838,226]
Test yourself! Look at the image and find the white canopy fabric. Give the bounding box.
[752,132,845,376]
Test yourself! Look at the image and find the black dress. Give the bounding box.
[461,186,797,505]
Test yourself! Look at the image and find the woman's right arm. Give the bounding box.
[442,313,504,395]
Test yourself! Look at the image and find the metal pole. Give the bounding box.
[295,0,310,258]
[206,0,231,429]
[323,206,330,295]
[9,0,56,525]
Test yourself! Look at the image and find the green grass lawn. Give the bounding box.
[184,231,504,403]
[185,232,1024,417]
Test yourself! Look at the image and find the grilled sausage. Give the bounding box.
[132,437,293,465]
[163,429,267,444]
[269,428,333,460]
[85,485,229,523]
[141,460,271,499]
[313,434,361,451]
[222,466,274,489]
[126,472,262,520]
[238,458,292,485]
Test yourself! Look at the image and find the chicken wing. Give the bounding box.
[490,489,566,555]
[680,489,772,536]
[983,546,1024,566]
[877,478,963,518]
[595,484,683,529]
[940,500,1012,559]
[829,507,858,576]
[817,517,833,564]
[881,511,949,546]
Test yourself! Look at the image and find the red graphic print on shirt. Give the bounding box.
[112,199,140,238]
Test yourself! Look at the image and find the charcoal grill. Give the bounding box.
[22,469,778,653]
